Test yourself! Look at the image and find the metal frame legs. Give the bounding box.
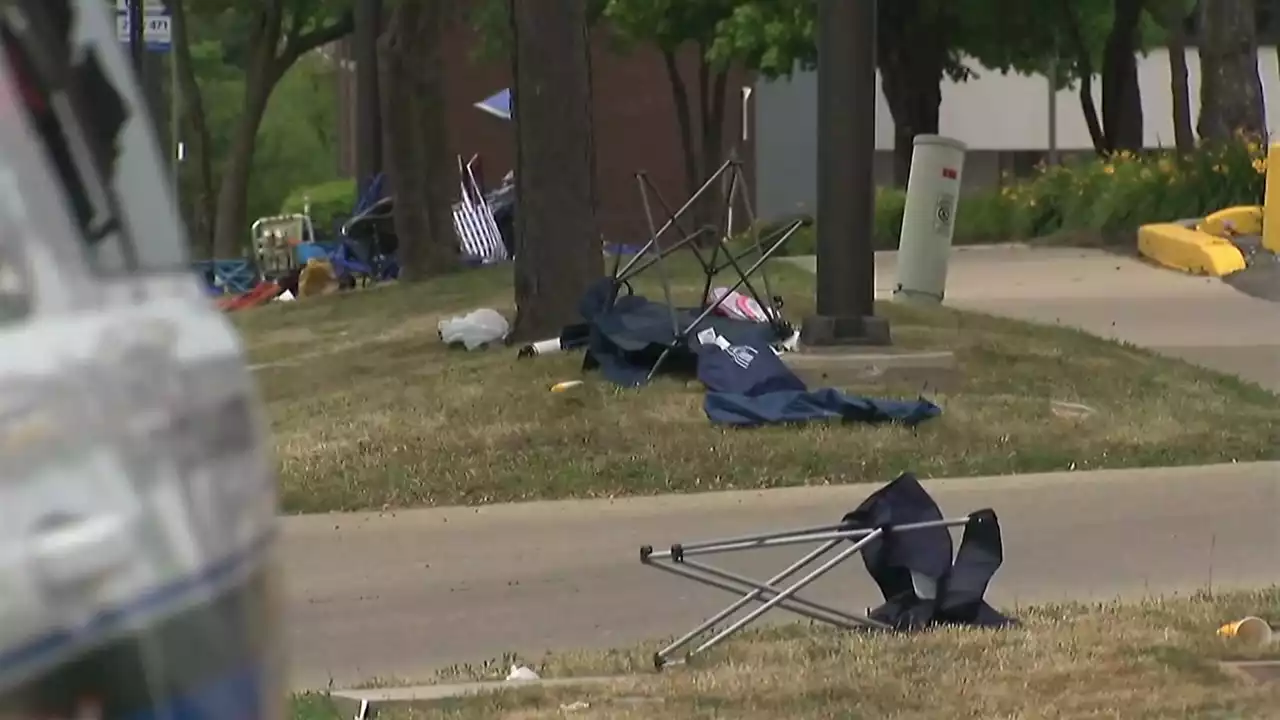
[638,516,972,669]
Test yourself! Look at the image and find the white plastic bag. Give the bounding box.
[506,665,539,681]
[438,308,510,350]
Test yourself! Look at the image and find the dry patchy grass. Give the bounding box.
[293,589,1280,719]
[232,261,1280,513]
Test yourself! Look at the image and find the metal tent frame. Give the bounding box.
[639,514,980,669]
[605,156,809,380]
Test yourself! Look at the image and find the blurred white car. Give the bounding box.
[0,0,280,717]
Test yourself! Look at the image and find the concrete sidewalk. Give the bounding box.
[280,462,1279,690]
[787,246,1280,390]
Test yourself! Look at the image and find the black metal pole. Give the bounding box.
[128,0,145,76]
[801,0,889,346]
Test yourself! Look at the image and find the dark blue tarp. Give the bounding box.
[843,473,1016,630]
[695,333,941,428]
[573,279,781,388]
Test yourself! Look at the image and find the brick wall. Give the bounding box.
[336,14,755,245]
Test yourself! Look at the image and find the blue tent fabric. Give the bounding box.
[574,278,780,388]
[696,335,941,428]
[843,473,1016,631]
[475,89,513,120]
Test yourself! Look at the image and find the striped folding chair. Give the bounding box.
[454,156,509,264]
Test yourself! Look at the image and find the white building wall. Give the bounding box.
[754,48,1280,218]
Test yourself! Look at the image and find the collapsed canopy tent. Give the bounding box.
[533,158,806,381]
[694,328,941,427]
[639,472,1016,669]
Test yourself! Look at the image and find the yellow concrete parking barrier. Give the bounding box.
[1136,223,1247,276]
[1137,142,1280,275]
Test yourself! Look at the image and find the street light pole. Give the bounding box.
[801,0,889,346]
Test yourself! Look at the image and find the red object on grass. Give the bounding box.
[216,281,280,312]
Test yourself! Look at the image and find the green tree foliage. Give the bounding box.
[176,28,342,254]
[177,0,354,258]
[709,0,1168,170]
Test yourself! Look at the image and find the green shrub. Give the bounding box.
[990,135,1266,242]
[281,178,357,234]
[769,135,1268,253]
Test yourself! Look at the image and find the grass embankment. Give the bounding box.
[291,589,1280,719]
[233,260,1280,513]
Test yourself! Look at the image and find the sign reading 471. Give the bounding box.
[115,0,171,51]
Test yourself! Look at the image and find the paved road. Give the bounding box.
[281,463,1280,690]
[789,246,1280,391]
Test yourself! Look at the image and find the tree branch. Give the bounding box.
[278,10,355,70]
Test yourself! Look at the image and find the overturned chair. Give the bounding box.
[519,156,810,385]
[639,472,1016,670]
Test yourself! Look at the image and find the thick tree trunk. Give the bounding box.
[354,0,383,187]
[1198,0,1267,140]
[1100,0,1145,152]
[878,55,944,186]
[508,0,603,342]
[169,0,216,258]
[209,4,353,259]
[878,5,946,186]
[211,62,275,258]
[377,2,455,281]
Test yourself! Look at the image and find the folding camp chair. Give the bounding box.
[518,157,810,375]
[638,472,1014,670]
[609,157,808,378]
[454,155,508,264]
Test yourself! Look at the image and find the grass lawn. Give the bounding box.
[233,260,1280,513]
[290,589,1280,719]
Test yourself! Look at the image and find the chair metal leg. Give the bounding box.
[687,530,885,658]
[652,539,844,665]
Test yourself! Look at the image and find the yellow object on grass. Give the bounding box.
[298,258,338,298]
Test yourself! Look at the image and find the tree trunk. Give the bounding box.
[1100,0,1145,152]
[1198,0,1267,140]
[878,5,947,186]
[1152,0,1196,152]
[377,1,456,281]
[700,60,729,233]
[1166,25,1195,151]
[1059,0,1108,154]
[660,48,700,219]
[169,0,216,258]
[208,4,354,259]
[354,0,383,188]
[211,61,275,258]
[878,54,944,186]
[508,0,603,342]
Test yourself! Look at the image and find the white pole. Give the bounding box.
[892,135,968,305]
[170,47,180,193]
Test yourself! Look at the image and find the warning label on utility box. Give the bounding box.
[934,193,956,234]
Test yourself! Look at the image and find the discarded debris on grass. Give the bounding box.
[233,261,1280,513]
